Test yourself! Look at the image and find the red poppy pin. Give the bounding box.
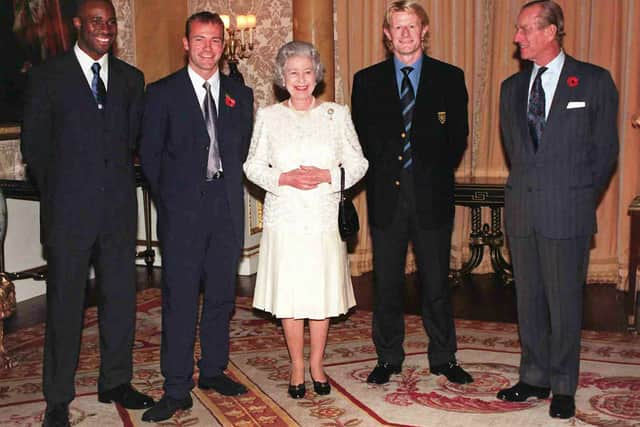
[225,94,236,107]
[567,76,579,88]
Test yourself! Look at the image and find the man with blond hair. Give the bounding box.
[351,0,472,386]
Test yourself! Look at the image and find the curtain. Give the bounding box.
[336,0,640,289]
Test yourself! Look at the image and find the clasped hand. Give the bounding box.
[279,165,331,190]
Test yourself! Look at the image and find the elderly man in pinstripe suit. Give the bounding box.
[497,0,618,420]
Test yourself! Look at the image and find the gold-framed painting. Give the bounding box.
[0,124,25,180]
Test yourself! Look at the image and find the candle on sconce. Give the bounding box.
[220,14,230,30]
[246,14,256,45]
[236,14,247,29]
[246,14,256,28]
[236,15,247,45]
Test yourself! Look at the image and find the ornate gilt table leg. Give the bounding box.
[141,186,155,271]
[134,180,155,274]
[450,206,485,286]
[0,189,17,369]
[488,207,513,285]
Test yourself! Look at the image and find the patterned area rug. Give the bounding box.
[1,288,639,426]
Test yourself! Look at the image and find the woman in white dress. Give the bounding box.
[243,41,368,399]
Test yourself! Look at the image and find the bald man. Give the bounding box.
[21,0,153,425]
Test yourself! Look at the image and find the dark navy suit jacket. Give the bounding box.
[21,51,144,249]
[351,55,468,230]
[500,55,619,239]
[139,68,253,247]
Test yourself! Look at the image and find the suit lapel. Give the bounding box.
[538,56,575,154]
[377,58,406,135]
[105,57,124,126]
[65,52,101,113]
[179,68,210,144]
[412,54,433,136]
[217,75,230,151]
[515,68,535,157]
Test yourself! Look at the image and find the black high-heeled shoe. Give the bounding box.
[310,374,331,395]
[288,383,306,399]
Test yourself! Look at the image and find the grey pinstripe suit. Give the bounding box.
[500,55,618,395]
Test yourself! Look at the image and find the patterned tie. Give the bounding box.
[203,81,222,179]
[527,66,547,152]
[400,66,415,169]
[91,62,107,111]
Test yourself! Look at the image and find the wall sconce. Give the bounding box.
[220,14,256,83]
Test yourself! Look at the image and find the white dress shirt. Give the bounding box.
[74,43,109,90]
[187,66,220,116]
[528,50,565,119]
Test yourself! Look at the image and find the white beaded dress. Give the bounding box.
[243,101,368,319]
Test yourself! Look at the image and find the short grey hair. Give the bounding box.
[273,41,324,89]
[522,0,565,45]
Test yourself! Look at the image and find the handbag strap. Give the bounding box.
[340,167,345,200]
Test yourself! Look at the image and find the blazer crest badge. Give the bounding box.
[437,111,446,124]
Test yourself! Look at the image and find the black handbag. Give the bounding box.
[338,167,359,241]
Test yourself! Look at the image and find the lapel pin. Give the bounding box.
[438,111,446,124]
[567,76,579,88]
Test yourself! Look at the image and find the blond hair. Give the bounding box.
[383,0,430,52]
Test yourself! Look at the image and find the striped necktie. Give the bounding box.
[400,66,415,169]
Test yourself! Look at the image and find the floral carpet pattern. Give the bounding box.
[1,288,639,426]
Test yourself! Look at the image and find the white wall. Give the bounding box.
[4,199,46,302]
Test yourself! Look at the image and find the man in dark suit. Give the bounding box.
[351,0,472,386]
[497,0,618,419]
[139,11,253,422]
[20,0,154,425]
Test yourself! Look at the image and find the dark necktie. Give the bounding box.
[91,62,107,111]
[203,81,222,179]
[400,66,415,169]
[527,66,547,151]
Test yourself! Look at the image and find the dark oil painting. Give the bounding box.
[0,0,77,124]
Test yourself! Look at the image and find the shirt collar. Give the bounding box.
[74,42,108,72]
[533,50,565,76]
[187,66,220,91]
[393,55,423,77]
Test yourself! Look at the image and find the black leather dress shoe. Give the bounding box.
[311,376,331,395]
[550,394,575,419]
[366,363,401,384]
[288,383,306,399]
[42,403,70,427]
[497,381,551,402]
[142,395,193,422]
[198,373,248,396]
[98,383,155,409]
[430,362,474,384]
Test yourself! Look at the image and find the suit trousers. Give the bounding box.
[509,231,591,395]
[43,232,137,405]
[370,169,457,368]
[160,180,240,399]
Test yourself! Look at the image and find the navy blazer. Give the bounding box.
[139,68,253,247]
[500,55,619,239]
[352,55,468,229]
[21,51,144,249]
